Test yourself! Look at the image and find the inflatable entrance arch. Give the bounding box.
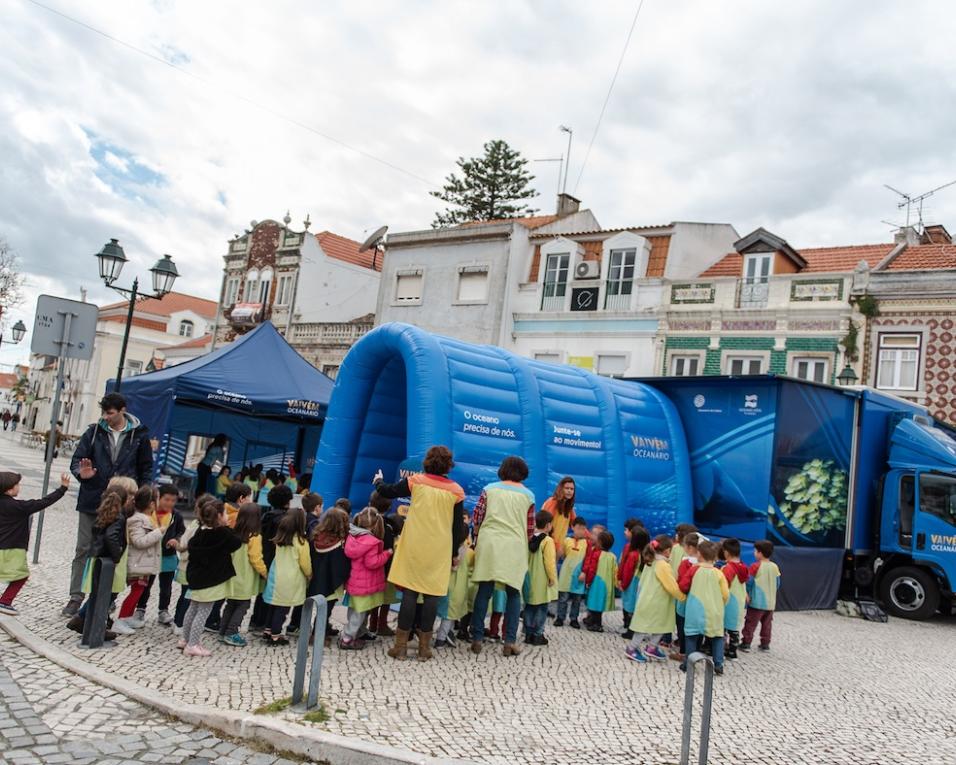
[312,323,691,542]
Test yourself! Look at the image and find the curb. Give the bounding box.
[0,618,473,765]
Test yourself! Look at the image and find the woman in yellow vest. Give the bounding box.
[469,456,536,657]
[373,446,467,661]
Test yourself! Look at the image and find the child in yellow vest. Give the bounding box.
[262,510,312,645]
[625,535,685,663]
[219,502,267,647]
[435,509,475,648]
[680,540,730,674]
[741,539,781,651]
[522,511,557,645]
[584,530,618,633]
[720,538,749,659]
[554,517,590,628]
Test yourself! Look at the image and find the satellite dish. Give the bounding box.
[359,225,388,253]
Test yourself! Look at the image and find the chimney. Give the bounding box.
[894,226,920,247]
[921,224,952,245]
[556,193,581,217]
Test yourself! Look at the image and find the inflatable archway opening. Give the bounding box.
[313,323,692,547]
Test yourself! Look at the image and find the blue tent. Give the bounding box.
[313,322,692,544]
[114,321,333,484]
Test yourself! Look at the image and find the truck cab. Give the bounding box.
[876,417,956,619]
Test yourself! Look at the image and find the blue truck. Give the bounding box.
[645,375,956,620]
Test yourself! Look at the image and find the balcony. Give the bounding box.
[736,278,769,308]
[603,280,632,311]
[289,322,372,346]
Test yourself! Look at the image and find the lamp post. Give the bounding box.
[837,363,859,386]
[95,239,179,391]
[0,320,27,348]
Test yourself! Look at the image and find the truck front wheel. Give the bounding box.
[879,566,940,620]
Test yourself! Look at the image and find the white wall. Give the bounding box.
[511,334,659,377]
[665,223,740,279]
[292,235,382,324]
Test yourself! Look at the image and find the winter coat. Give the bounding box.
[260,506,287,567]
[70,414,153,514]
[186,526,241,590]
[125,511,164,577]
[87,517,127,563]
[307,531,350,598]
[0,486,67,550]
[344,526,391,596]
[159,510,186,560]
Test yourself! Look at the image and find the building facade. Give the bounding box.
[213,214,381,378]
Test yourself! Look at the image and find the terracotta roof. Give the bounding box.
[529,223,672,239]
[316,231,383,271]
[100,291,218,319]
[101,316,168,332]
[0,373,17,390]
[157,333,213,352]
[884,243,956,271]
[527,232,673,282]
[457,215,560,230]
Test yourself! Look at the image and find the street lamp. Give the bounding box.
[0,320,27,347]
[94,239,179,391]
[837,363,859,386]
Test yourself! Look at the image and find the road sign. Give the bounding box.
[31,295,98,360]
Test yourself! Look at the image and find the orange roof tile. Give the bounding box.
[457,215,560,230]
[885,243,956,271]
[101,291,218,319]
[0,373,17,390]
[316,231,383,272]
[699,243,896,277]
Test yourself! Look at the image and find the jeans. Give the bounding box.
[472,581,521,644]
[523,603,548,637]
[742,607,774,647]
[69,513,97,600]
[556,591,583,621]
[685,633,724,669]
[219,599,251,636]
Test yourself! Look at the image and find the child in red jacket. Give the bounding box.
[339,507,391,650]
[719,538,750,659]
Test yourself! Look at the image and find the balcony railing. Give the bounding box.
[540,289,566,312]
[604,281,632,311]
[289,322,372,345]
[736,278,769,308]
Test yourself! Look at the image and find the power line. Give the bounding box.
[573,0,646,195]
[22,0,438,187]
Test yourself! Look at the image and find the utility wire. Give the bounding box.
[22,0,438,187]
[573,0,646,195]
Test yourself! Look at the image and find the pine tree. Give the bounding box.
[431,139,537,227]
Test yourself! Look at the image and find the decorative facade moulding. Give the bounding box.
[790,279,844,302]
[721,319,776,331]
[667,319,712,332]
[670,282,716,304]
[788,319,840,332]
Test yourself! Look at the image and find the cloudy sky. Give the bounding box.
[2,0,955,369]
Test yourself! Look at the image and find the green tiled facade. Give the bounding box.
[664,335,840,380]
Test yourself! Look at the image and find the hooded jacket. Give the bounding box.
[87,516,127,563]
[186,525,241,590]
[125,511,164,576]
[307,530,351,598]
[70,413,153,514]
[344,525,391,597]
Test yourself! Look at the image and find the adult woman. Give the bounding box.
[196,434,227,498]
[543,476,576,555]
[469,455,535,657]
[373,445,466,661]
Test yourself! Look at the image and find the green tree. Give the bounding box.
[431,139,537,227]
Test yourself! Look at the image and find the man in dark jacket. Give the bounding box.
[62,392,153,616]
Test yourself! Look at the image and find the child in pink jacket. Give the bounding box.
[339,507,392,650]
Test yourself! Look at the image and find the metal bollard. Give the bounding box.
[292,594,328,710]
[680,651,715,765]
[81,557,116,649]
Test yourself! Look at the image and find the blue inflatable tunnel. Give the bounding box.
[313,323,691,543]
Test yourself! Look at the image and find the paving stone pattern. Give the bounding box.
[3,433,956,764]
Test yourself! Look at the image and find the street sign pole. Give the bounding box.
[33,310,74,564]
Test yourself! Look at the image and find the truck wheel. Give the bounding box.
[879,567,940,620]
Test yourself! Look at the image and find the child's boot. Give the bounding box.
[726,630,739,659]
[376,604,394,636]
[387,628,410,660]
[417,631,434,661]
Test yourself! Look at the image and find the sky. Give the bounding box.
[2,0,956,370]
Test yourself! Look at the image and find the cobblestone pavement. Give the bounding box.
[3,433,956,764]
[0,631,318,765]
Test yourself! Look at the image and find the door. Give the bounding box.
[913,472,956,565]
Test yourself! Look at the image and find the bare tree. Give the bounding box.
[0,237,25,319]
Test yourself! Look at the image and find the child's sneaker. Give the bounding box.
[134,608,146,622]
[223,633,247,647]
[172,625,183,637]
[125,616,145,629]
[569,620,581,629]
[183,644,211,657]
[714,665,725,675]
[176,639,187,649]
[157,610,173,625]
[758,644,770,651]
[337,636,364,650]
[0,603,18,616]
[739,642,752,652]
[553,618,564,627]
[625,646,647,663]
[111,619,135,635]
[643,644,668,661]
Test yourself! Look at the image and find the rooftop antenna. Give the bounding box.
[559,125,573,194]
[358,225,388,271]
[533,157,563,198]
[884,179,956,233]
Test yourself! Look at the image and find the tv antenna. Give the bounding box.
[884,179,956,232]
[358,225,388,271]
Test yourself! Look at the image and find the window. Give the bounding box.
[670,355,700,376]
[179,320,194,338]
[258,267,274,304]
[276,275,294,306]
[726,356,763,375]
[224,277,240,306]
[244,269,259,302]
[534,352,561,364]
[792,357,828,383]
[395,272,423,303]
[920,473,956,528]
[541,253,570,310]
[899,475,915,545]
[322,364,340,380]
[877,334,920,391]
[744,253,772,283]
[596,353,628,378]
[457,268,489,302]
[124,359,143,377]
[605,249,636,309]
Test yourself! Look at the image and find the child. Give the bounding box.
[555,517,589,628]
[720,538,749,659]
[583,530,617,632]
[618,523,650,639]
[308,507,351,643]
[114,486,164,633]
[673,532,701,659]
[0,471,69,615]
[251,484,293,633]
[741,539,781,652]
[302,493,324,536]
[334,497,352,514]
[172,494,217,634]
[180,500,241,656]
[339,507,392,651]
[224,482,253,528]
[670,523,698,577]
[366,491,398,637]
[680,540,730,675]
[436,510,474,648]
[625,535,686,663]
[219,502,268,646]
[262,509,312,645]
[523,510,557,645]
[135,484,185,625]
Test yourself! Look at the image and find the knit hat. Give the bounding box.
[0,472,22,493]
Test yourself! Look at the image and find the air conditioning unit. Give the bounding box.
[574,260,599,279]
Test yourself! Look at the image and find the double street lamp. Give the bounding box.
[94,239,179,390]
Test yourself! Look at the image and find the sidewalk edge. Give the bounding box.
[0,617,470,765]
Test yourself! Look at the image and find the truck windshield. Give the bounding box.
[919,474,956,528]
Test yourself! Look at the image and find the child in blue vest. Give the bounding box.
[680,540,729,675]
[741,539,781,651]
